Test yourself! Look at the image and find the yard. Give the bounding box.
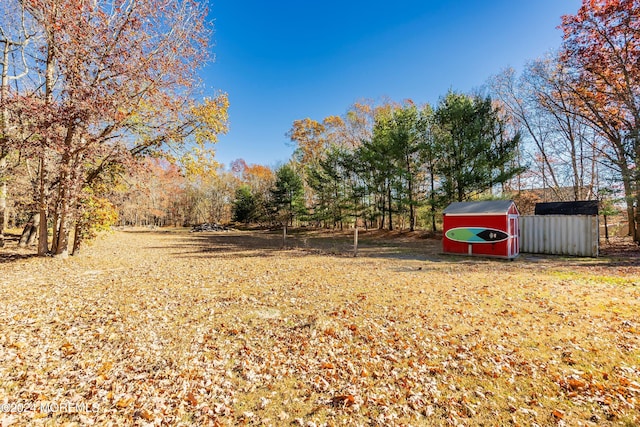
[0,228,638,426]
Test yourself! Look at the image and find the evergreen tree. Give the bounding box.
[306,147,348,228]
[232,185,257,224]
[270,164,305,226]
[359,121,397,230]
[434,91,524,203]
[358,103,425,230]
[415,104,440,232]
[387,104,423,231]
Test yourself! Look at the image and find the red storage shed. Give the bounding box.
[442,200,519,259]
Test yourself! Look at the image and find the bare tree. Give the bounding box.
[491,58,600,202]
[525,57,600,201]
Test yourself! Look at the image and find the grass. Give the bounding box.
[549,270,640,287]
[0,228,638,426]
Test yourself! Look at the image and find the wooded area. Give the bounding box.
[0,0,228,255]
[1,0,639,256]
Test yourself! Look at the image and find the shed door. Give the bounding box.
[508,214,519,258]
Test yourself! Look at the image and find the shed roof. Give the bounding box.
[534,201,598,216]
[443,200,516,215]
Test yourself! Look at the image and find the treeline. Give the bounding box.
[115,158,274,228]
[230,93,523,232]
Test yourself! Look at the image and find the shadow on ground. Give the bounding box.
[136,227,640,271]
[0,252,38,263]
[2,227,638,268]
[0,232,39,263]
[138,228,443,262]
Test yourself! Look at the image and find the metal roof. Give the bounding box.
[534,201,598,216]
[443,200,516,215]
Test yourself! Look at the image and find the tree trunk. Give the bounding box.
[19,216,32,247]
[26,215,39,246]
[624,193,636,242]
[72,221,82,255]
[634,191,640,245]
[387,184,393,231]
[19,213,39,247]
[54,203,69,256]
[50,202,59,254]
[635,135,640,244]
[379,192,385,230]
[0,39,9,248]
[618,163,637,242]
[1,37,9,249]
[0,178,5,248]
[37,24,57,257]
[569,129,581,201]
[457,174,464,202]
[430,170,437,233]
[1,181,6,231]
[405,156,415,232]
[408,177,415,232]
[53,124,79,258]
[53,177,70,256]
[37,155,49,255]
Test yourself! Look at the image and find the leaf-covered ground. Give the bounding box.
[1,229,638,426]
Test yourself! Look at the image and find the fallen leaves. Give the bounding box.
[60,342,77,357]
[0,229,638,426]
[331,394,356,407]
[567,377,588,391]
[114,396,133,409]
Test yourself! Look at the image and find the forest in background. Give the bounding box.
[1,0,639,256]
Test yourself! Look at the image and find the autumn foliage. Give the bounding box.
[0,0,227,255]
[559,0,640,242]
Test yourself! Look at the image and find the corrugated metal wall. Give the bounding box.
[520,215,599,257]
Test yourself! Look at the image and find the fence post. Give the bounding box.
[282,224,287,249]
[354,226,358,257]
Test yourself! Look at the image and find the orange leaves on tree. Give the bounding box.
[287,118,327,166]
[191,94,230,147]
[560,0,640,242]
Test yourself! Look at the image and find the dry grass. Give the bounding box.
[0,228,638,426]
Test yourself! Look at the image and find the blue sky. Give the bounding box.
[204,0,583,169]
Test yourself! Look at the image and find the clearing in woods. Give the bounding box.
[0,228,638,426]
